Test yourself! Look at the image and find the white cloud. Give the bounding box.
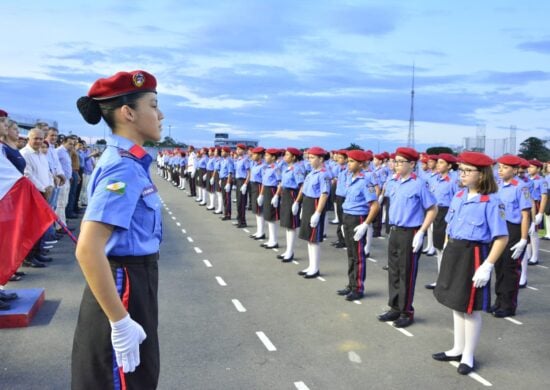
[259,130,339,140]
[163,84,264,109]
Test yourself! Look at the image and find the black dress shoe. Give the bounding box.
[382,265,389,271]
[377,310,400,322]
[206,207,215,210]
[0,291,18,301]
[297,270,308,276]
[432,352,462,362]
[488,304,499,314]
[425,282,436,289]
[253,234,266,240]
[276,254,285,259]
[393,315,414,328]
[304,271,320,279]
[236,223,247,228]
[457,363,474,375]
[24,258,46,268]
[264,244,279,249]
[14,271,26,276]
[518,282,527,289]
[493,308,515,318]
[337,287,351,296]
[213,211,223,215]
[333,242,346,248]
[345,291,364,301]
[221,216,231,221]
[35,254,52,262]
[281,253,294,262]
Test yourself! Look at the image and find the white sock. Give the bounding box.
[284,229,296,258]
[529,233,540,263]
[267,222,278,246]
[308,243,320,274]
[255,215,265,237]
[436,249,442,272]
[462,311,482,367]
[424,224,434,252]
[208,193,214,208]
[520,243,530,285]
[215,192,223,212]
[545,215,550,238]
[331,203,339,223]
[365,223,374,254]
[302,244,313,274]
[446,310,465,357]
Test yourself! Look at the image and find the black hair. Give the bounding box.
[76,92,149,129]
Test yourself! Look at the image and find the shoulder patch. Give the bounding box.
[106,180,126,194]
[480,194,490,202]
[129,144,147,159]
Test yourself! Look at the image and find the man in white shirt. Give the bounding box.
[56,136,76,229]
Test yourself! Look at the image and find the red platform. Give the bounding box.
[0,288,45,328]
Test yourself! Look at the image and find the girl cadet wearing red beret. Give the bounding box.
[258,148,282,248]
[433,151,508,376]
[248,147,267,239]
[274,147,305,261]
[72,70,163,389]
[292,147,330,278]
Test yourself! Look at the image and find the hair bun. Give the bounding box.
[76,96,102,125]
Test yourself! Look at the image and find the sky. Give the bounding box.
[1,0,550,155]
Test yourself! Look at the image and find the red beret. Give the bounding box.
[236,143,247,149]
[251,146,265,154]
[496,155,521,167]
[519,158,530,169]
[347,149,369,162]
[529,159,543,168]
[0,109,8,118]
[265,148,280,155]
[335,149,348,156]
[307,146,327,156]
[428,154,439,161]
[396,147,419,161]
[88,70,157,100]
[365,151,374,161]
[374,153,385,160]
[221,146,231,153]
[389,153,396,159]
[286,147,302,157]
[458,151,493,167]
[437,153,457,164]
[188,145,195,150]
[382,151,390,159]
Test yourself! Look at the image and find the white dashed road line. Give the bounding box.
[292,260,299,265]
[367,257,377,263]
[243,229,250,233]
[203,260,212,268]
[386,322,414,337]
[256,331,277,351]
[181,229,186,234]
[526,286,538,291]
[231,299,247,312]
[187,237,194,243]
[294,381,310,390]
[348,351,362,363]
[536,264,549,269]
[176,222,181,227]
[215,276,227,286]
[317,276,326,282]
[448,362,492,386]
[504,317,523,325]
[194,247,202,254]
[171,216,176,220]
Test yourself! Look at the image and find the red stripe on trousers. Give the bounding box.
[356,216,365,292]
[309,198,319,242]
[118,268,131,390]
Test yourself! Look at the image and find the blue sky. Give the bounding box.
[1,0,550,154]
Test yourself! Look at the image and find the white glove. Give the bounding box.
[202,174,207,181]
[310,211,321,228]
[510,238,528,259]
[240,184,247,195]
[291,201,300,216]
[257,194,264,206]
[472,261,494,288]
[378,195,383,204]
[353,223,369,241]
[224,183,231,192]
[271,194,279,207]
[529,222,536,235]
[411,230,424,253]
[340,224,345,238]
[110,314,147,373]
[219,180,222,188]
[209,177,215,185]
[535,213,543,225]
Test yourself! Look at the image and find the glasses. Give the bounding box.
[394,159,410,165]
[458,168,479,175]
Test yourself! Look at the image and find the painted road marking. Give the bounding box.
[256,331,276,351]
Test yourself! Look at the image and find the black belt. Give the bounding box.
[447,238,485,247]
[108,252,159,266]
[390,225,420,231]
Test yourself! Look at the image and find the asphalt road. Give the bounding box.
[1,171,549,389]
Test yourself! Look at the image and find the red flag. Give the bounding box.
[0,177,57,284]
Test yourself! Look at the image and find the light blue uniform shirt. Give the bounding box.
[219,156,235,179]
[281,164,305,189]
[335,166,349,197]
[234,156,250,179]
[430,174,459,207]
[446,190,508,243]
[497,177,533,224]
[388,173,436,227]
[342,172,378,215]
[198,155,208,169]
[84,135,162,256]
[530,174,548,201]
[262,163,281,186]
[250,160,266,183]
[302,168,330,198]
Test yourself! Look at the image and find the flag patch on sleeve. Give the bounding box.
[106,181,126,194]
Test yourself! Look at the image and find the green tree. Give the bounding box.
[96,139,107,145]
[426,146,454,155]
[346,143,362,150]
[518,137,550,161]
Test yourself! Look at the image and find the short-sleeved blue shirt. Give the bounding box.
[302,168,330,198]
[388,173,436,227]
[234,156,250,179]
[281,163,305,189]
[342,172,378,215]
[497,177,533,224]
[83,135,162,256]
